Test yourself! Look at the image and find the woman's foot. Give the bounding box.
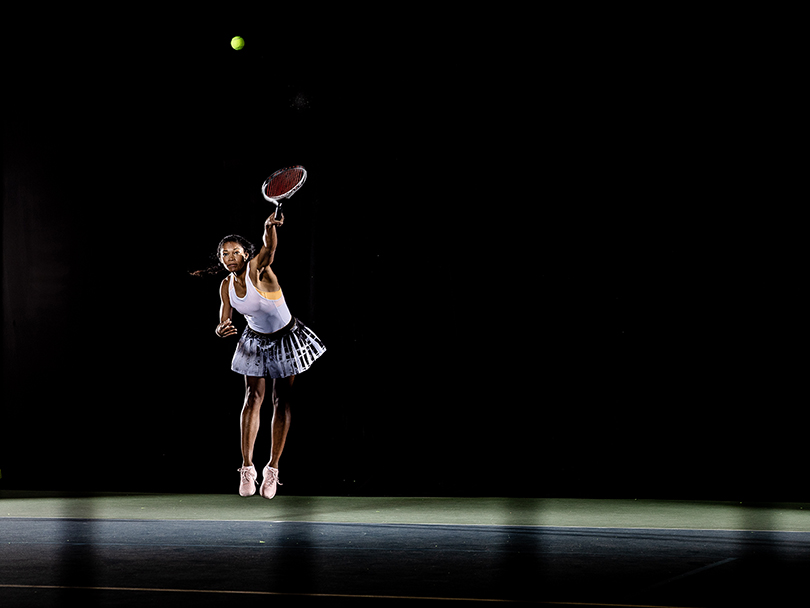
[260,466,282,499]
[238,465,258,497]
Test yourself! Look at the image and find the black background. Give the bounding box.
[3,8,802,500]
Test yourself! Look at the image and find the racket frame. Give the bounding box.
[261,165,307,219]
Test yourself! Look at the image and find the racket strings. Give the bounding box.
[265,169,304,198]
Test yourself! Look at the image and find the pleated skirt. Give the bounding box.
[231,318,326,378]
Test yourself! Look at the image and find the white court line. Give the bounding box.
[3,515,808,533]
[635,557,738,595]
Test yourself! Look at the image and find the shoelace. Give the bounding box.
[263,468,282,486]
[239,467,258,485]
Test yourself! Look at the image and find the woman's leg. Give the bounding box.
[241,375,266,467]
[268,375,295,470]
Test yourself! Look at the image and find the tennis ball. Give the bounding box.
[231,36,245,51]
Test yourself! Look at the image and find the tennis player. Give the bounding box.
[207,213,326,498]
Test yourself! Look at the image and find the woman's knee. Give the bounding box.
[244,378,266,408]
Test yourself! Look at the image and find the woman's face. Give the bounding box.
[220,241,248,273]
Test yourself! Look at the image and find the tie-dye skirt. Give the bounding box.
[231,318,326,378]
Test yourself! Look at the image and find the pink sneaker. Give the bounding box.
[238,465,258,497]
[260,466,282,499]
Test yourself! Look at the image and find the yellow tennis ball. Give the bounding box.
[231,36,245,51]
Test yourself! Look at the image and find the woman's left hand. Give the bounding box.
[266,213,284,228]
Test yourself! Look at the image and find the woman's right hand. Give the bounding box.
[215,318,238,338]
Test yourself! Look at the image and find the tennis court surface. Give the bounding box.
[2,492,808,607]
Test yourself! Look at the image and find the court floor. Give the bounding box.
[1,492,809,607]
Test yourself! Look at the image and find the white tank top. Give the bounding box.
[228,271,293,334]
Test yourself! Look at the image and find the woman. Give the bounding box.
[201,213,326,499]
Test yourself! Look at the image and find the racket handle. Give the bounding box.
[274,203,283,221]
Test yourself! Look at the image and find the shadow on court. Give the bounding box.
[57,496,99,608]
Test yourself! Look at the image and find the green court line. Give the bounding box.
[1,492,808,531]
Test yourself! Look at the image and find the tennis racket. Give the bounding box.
[261,165,307,220]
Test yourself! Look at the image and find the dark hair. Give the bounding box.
[190,234,256,277]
